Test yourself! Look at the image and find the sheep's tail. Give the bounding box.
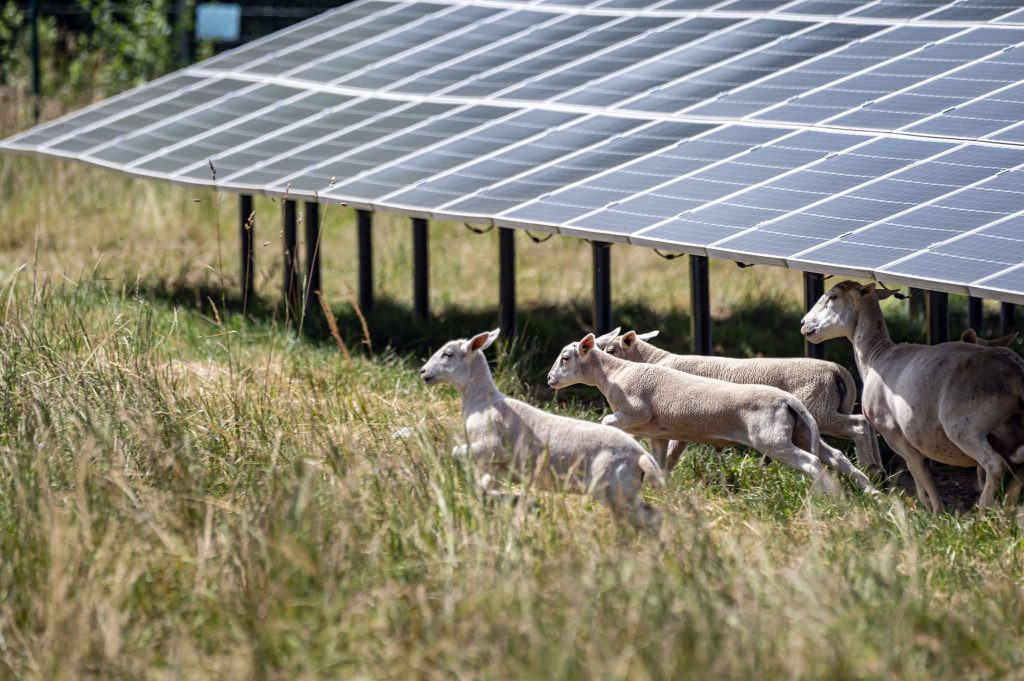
[638,452,666,489]
[833,364,858,416]
[787,397,821,463]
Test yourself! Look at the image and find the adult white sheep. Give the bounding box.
[547,333,857,497]
[594,328,881,476]
[801,281,1024,511]
[420,329,665,532]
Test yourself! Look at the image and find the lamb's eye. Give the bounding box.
[607,346,616,354]
[561,355,567,363]
[828,294,837,301]
[443,350,453,358]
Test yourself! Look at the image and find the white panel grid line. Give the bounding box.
[114,88,322,170]
[363,113,618,209]
[718,140,968,254]
[403,0,1024,27]
[814,33,1024,129]
[745,24,978,121]
[366,113,603,208]
[783,110,1024,262]
[491,121,738,226]
[34,0,414,153]
[916,0,1021,23]
[1,0,386,147]
[669,21,904,118]
[872,170,1024,273]
[605,17,833,115]
[561,127,821,229]
[325,5,530,89]
[179,62,1024,150]
[428,117,674,218]
[372,9,641,94]
[239,101,519,195]
[165,95,375,181]
[216,99,449,187]
[86,1,491,173]
[624,131,880,240]
[388,13,691,100]
[27,0,416,156]
[545,17,765,105]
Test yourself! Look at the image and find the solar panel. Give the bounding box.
[4,0,1024,301]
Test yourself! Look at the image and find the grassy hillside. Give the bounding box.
[1,103,1023,680]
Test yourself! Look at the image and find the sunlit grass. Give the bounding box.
[1,95,1023,680]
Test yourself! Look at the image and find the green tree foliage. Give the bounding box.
[0,0,178,104]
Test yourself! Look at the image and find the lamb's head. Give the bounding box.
[547,333,599,388]
[601,329,659,360]
[800,280,894,343]
[421,329,499,388]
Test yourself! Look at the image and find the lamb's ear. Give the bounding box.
[594,326,621,349]
[468,328,500,352]
[621,330,638,347]
[961,328,979,344]
[857,282,878,298]
[637,330,660,341]
[577,333,596,358]
[997,331,1019,347]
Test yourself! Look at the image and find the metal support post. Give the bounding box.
[689,255,711,355]
[282,200,301,321]
[302,201,321,323]
[499,227,516,337]
[357,209,374,315]
[927,290,949,344]
[240,194,255,309]
[803,272,826,359]
[413,218,429,320]
[968,296,983,333]
[1001,302,1016,335]
[592,241,612,335]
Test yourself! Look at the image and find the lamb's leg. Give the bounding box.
[822,413,884,475]
[594,486,662,534]
[601,408,652,433]
[664,439,688,473]
[650,438,670,470]
[789,417,875,493]
[817,439,879,494]
[754,437,841,497]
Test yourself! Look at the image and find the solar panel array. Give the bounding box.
[4,0,1024,301]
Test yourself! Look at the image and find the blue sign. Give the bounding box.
[196,3,241,42]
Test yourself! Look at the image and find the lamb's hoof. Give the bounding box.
[812,472,843,498]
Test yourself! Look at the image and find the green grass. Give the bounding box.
[2,99,1024,680]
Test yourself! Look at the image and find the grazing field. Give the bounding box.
[2,110,1024,680]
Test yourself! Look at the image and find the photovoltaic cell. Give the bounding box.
[3,0,1024,300]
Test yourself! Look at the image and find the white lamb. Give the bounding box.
[594,328,881,477]
[547,333,856,496]
[420,329,665,532]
